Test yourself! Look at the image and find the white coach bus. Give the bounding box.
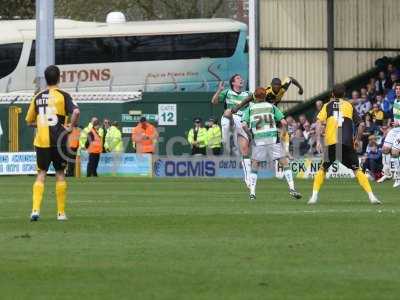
[0,17,248,93]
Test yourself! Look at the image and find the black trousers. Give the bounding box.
[87,153,100,177]
[191,147,206,155]
[66,147,78,177]
[211,147,222,155]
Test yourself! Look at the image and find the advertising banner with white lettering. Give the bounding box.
[153,156,275,178]
[275,158,355,179]
[80,152,152,177]
[0,152,54,175]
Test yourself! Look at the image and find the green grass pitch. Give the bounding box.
[0,176,399,300]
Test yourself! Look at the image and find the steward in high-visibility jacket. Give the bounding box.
[188,117,208,155]
[66,126,81,177]
[85,120,103,177]
[206,118,222,155]
[79,117,104,152]
[105,123,123,153]
[131,117,158,154]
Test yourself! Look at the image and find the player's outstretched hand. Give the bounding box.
[218,81,224,91]
[298,87,304,95]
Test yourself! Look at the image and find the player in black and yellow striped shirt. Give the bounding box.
[26,65,80,221]
[308,84,380,205]
[265,77,303,105]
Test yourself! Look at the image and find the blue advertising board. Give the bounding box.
[153,156,275,178]
[80,152,152,177]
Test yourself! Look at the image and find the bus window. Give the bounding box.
[28,32,240,66]
[173,32,239,59]
[0,43,23,79]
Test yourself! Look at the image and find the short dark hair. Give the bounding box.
[229,74,241,89]
[332,83,346,98]
[271,78,282,86]
[44,65,60,86]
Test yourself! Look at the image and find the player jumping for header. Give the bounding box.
[229,87,302,200]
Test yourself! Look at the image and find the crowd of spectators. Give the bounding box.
[285,62,400,180]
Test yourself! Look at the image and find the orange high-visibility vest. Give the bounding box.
[68,127,80,149]
[131,123,157,153]
[88,128,103,154]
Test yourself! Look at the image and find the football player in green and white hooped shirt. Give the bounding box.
[241,88,302,200]
[379,83,400,187]
[211,74,252,188]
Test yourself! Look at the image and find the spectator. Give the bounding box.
[206,117,222,155]
[375,70,387,94]
[105,121,123,153]
[353,91,365,117]
[362,114,380,153]
[291,128,309,157]
[80,117,97,151]
[366,83,377,103]
[131,116,158,154]
[378,93,393,119]
[102,118,111,152]
[357,94,372,118]
[188,117,208,155]
[388,72,400,89]
[387,63,400,78]
[86,119,102,177]
[286,116,297,137]
[312,100,324,122]
[362,135,383,181]
[369,103,384,126]
[105,121,123,176]
[302,121,312,140]
[66,125,81,177]
[360,87,368,100]
[298,114,308,130]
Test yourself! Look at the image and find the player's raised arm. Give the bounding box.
[288,76,304,95]
[231,87,266,114]
[69,108,80,128]
[25,96,38,128]
[211,81,225,105]
[231,94,253,114]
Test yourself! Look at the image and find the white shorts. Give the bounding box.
[220,114,249,140]
[384,127,400,150]
[251,142,284,162]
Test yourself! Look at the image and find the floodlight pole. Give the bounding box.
[35,0,55,91]
[248,0,259,91]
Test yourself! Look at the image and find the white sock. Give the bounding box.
[312,191,318,198]
[394,157,400,179]
[249,172,257,195]
[382,153,391,174]
[242,158,251,183]
[283,168,295,190]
